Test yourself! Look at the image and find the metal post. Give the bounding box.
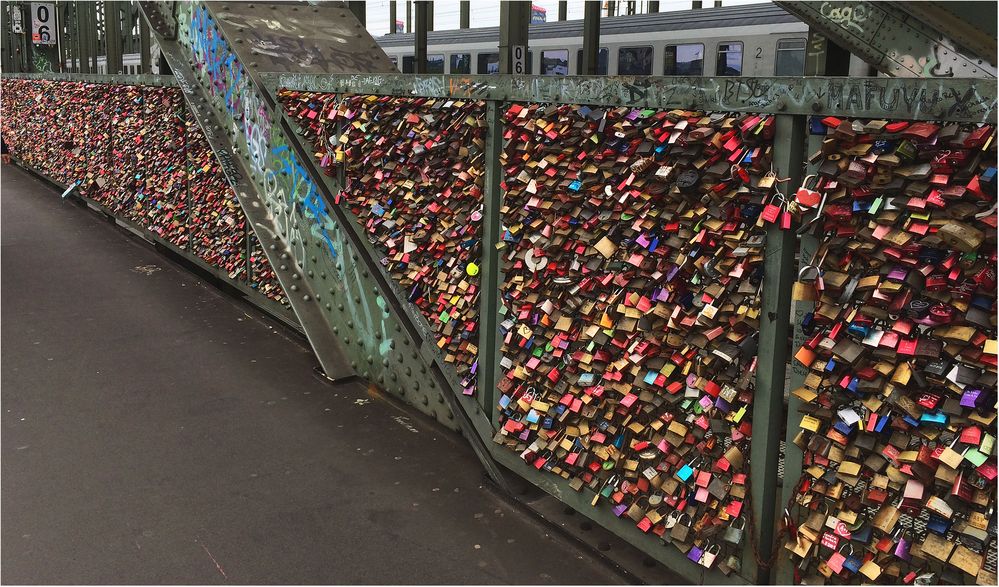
[459,0,469,28]
[558,1,567,20]
[94,0,102,73]
[581,0,600,75]
[406,0,411,33]
[746,113,803,586]
[499,0,529,74]
[347,1,365,27]
[477,100,504,420]
[627,1,635,15]
[105,0,121,74]
[774,29,840,585]
[389,0,397,33]
[606,0,616,17]
[648,1,659,12]
[426,0,433,31]
[56,1,65,71]
[1,4,11,73]
[70,0,79,72]
[82,0,95,73]
[414,0,427,73]
[139,14,150,73]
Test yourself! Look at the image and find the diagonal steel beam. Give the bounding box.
[776,0,996,78]
[136,1,354,382]
[135,0,512,492]
[893,1,996,67]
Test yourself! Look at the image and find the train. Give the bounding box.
[375,3,871,77]
[90,3,870,79]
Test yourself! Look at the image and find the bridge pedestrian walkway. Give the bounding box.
[0,165,628,585]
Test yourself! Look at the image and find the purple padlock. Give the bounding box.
[612,503,628,517]
[895,535,911,561]
[960,387,982,409]
[886,267,908,282]
[687,545,704,563]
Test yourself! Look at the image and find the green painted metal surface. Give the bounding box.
[777,0,996,79]
[265,72,998,124]
[135,1,514,496]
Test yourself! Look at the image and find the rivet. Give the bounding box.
[290,285,299,292]
[366,355,374,364]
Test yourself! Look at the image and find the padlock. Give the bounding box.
[722,516,745,545]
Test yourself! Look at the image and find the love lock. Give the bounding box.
[524,248,548,272]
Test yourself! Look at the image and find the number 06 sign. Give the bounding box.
[31,2,55,45]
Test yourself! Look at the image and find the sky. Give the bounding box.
[362,0,771,37]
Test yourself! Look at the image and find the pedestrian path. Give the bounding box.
[1,165,627,585]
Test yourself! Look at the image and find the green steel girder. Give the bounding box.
[135,0,512,491]
[776,1,996,79]
[263,72,998,124]
[137,1,355,383]
[892,1,997,67]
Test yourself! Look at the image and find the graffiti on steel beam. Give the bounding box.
[264,143,338,263]
[271,73,996,122]
[211,7,389,74]
[818,1,868,34]
[181,2,340,268]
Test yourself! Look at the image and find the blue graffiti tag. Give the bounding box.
[272,145,338,260]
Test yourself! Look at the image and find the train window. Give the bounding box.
[575,48,609,75]
[541,50,569,75]
[402,55,415,73]
[775,38,806,76]
[427,54,445,73]
[478,53,500,74]
[450,53,471,74]
[664,43,703,76]
[716,42,743,76]
[618,46,653,76]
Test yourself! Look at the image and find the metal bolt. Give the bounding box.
[303,294,311,301]
[290,285,299,292]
